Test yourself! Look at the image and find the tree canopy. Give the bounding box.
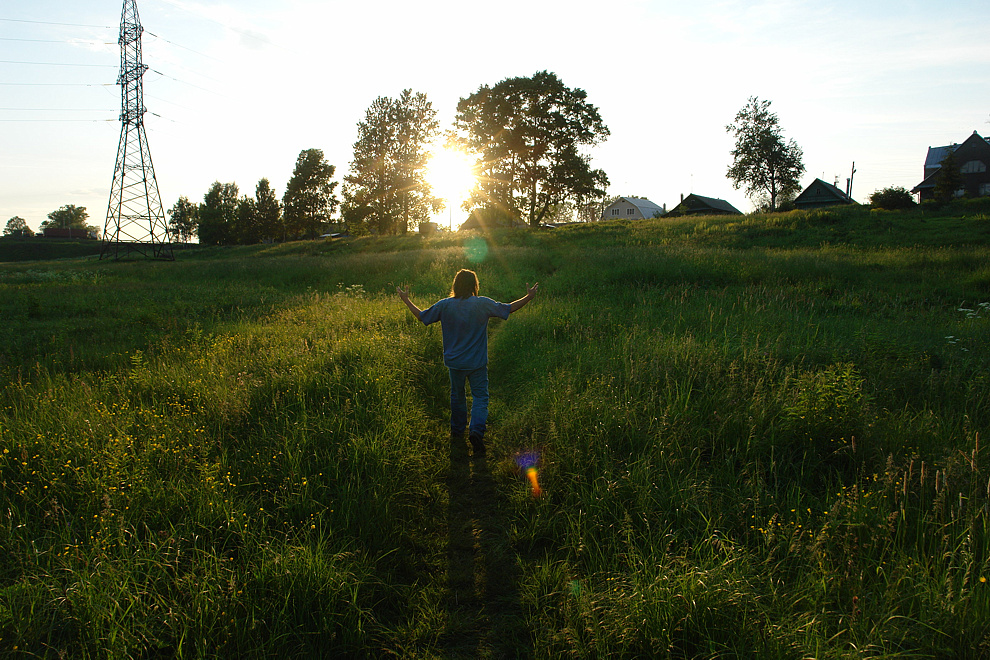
[4,216,33,238]
[198,182,239,246]
[283,149,338,239]
[933,148,963,203]
[167,196,199,243]
[455,70,609,227]
[869,186,916,210]
[254,178,282,242]
[344,90,440,235]
[41,205,89,230]
[726,97,805,212]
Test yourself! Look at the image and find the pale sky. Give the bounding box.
[2,0,989,233]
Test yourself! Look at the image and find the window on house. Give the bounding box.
[627,208,635,215]
[980,183,990,196]
[611,208,620,216]
[961,160,987,174]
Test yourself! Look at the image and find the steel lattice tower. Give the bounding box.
[101,0,173,261]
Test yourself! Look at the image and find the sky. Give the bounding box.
[2,0,989,233]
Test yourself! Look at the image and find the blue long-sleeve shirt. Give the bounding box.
[418,296,511,370]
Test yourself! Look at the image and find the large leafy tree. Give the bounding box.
[167,196,199,243]
[283,149,338,240]
[198,182,239,246]
[455,70,610,227]
[254,178,282,242]
[4,216,33,237]
[344,90,441,235]
[726,96,805,212]
[40,204,88,230]
[233,196,259,245]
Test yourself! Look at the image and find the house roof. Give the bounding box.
[925,145,953,171]
[795,178,854,205]
[679,194,742,215]
[619,196,664,217]
[914,131,990,192]
[911,171,938,193]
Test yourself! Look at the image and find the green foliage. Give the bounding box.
[41,204,88,230]
[934,147,964,203]
[283,149,339,240]
[726,96,805,212]
[198,181,239,246]
[253,178,282,242]
[344,90,440,236]
[40,204,99,238]
[167,196,199,243]
[455,70,610,227]
[869,185,916,210]
[3,216,32,238]
[2,208,990,656]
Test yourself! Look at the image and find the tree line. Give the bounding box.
[12,76,961,245]
[166,71,614,244]
[3,205,99,239]
[169,148,339,246]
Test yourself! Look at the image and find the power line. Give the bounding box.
[145,30,220,62]
[0,17,113,29]
[0,37,112,45]
[0,118,115,122]
[148,67,224,95]
[0,82,113,86]
[0,60,115,68]
[0,108,112,111]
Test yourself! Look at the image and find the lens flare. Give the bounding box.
[515,451,541,497]
[464,237,489,263]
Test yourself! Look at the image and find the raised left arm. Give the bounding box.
[396,285,423,321]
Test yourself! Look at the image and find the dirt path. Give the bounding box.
[441,435,529,658]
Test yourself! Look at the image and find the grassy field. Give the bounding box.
[2,201,990,657]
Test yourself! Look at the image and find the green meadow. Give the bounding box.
[2,201,990,657]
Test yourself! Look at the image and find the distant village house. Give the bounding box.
[911,131,990,202]
[666,194,742,217]
[793,178,856,210]
[600,197,665,221]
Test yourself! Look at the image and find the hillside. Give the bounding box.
[1,203,989,657]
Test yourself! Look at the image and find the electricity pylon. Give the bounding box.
[101,0,173,261]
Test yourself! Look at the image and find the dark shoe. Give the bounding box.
[469,433,486,455]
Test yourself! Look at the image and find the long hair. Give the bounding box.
[450,269,479,299]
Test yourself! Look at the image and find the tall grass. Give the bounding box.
[2,206,990,657]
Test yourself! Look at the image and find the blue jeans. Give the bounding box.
[448,366,489,438]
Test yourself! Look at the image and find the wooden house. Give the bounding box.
[911,131,990,202]
[666,194,742,217]
[793,178,856,210]
[600,197,665,221]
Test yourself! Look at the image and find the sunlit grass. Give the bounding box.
[2,205,990,656]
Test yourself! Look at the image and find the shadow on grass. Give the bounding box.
[444,435,528,659]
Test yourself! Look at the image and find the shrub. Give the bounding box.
[869,186,916,210]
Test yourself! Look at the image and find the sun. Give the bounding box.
[426,148,476,207]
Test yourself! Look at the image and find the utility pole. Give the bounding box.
[846,161,857,199]
[101,0,173,261]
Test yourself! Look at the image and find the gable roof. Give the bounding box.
[913,131,990,193]
[925,145,953,171]
[619,196,664,217]
[922,132,990,170]
[794,178,855,206]
[677,194,742,215]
